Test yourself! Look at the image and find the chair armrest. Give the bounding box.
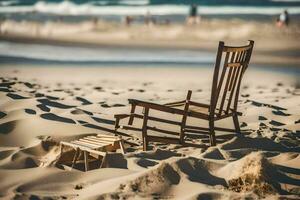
[114,114,130,119]
[187,100,210,108]
[128,99,186,115]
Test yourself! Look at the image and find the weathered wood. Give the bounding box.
[180,90,192,143]
[128,104,136,125]
[116,40,254,148]
[147,135,180,144]
[119,140,126,154]
[84,151,89,171]
[142,107,149,151]
[147,126,179,136]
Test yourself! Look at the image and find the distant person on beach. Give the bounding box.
[186,4,201,25]
[145,11,156,26]
[124,15,134,26]
[276,10,289,27]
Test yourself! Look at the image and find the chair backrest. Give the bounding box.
[210,40,254,118]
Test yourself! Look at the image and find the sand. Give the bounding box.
[0,66,299,200]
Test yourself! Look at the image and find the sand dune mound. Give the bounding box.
[217,152,280,197]
[0,136,59,169]
[120,162,180,195]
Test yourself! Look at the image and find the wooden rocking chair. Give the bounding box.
[115,41,254,150]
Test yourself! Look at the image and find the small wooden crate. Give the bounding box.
[60,134,126,171]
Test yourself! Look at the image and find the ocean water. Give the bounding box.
[1,0,300,18]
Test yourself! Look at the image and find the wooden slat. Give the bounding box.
[164,100,186,107]
[79,138,112,146]
[226,63,241,67]
[128,103,136,125]
[121,125,142,131]
[72,141,103,149]
[142,107,149,151]
[223,44,252,52]
[147,135,180,144]
[96,134,117,138]
[88,136,118,142]
[214,51,230,109]
[188,100,210,108]
[218,66,233,116]
[184,125,235,132]
[147,126,179,136]
[60,142,106,156]
[227,67,242,113]
[84,151,89,171]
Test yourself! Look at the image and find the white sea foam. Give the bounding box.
[0,1,300,15]
[0,0,19,7]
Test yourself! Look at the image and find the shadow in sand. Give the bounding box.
[220,135,300,153]
[0,111,7,119]
[177,157,227,186]
[71,109,93,116]
[0,82,15,87]
[276,165,300,176]
[0,121,16,134]
[135,149,181,160]
[137,158,158,168]
[25,109,36,115]
[40,113,76,124]
[81,123,131,137]
[7,93,28,100]
[102,153,128,169]
[37,104,50,112]
[91,117,115,125]
[246,99,287,111]
[38,98,75,109]
[0,88,13,92]
[75,97,93,105]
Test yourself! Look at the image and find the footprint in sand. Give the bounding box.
[75,97,93,105]
[37,104,50,112]
[38,99,75,109]
[71,109,93,116]
[0,88,13,92]
[240,122,247,128]
[0,82,15,87]
[6,93,28,100]
[40,113,76,124]
[25,109,36,115]
[269,120,286,127]
[272,110,290,116]
[259,116,268,120]
[137,89,145,93]
[0,121,16,135]
[0,111,7,119]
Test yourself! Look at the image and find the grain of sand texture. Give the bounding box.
[0,66,299,200]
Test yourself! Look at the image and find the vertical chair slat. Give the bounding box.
[218,64,233,116]
[142,107,149,151]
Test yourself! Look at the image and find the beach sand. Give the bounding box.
[0,66,299,199]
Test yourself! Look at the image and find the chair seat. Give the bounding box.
[166,101,231,119]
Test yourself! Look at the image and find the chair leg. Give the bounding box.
[119,140,126,154]
[71,148,80,170]
[233,113,241,134]
[209,120,216,146]
[128,104,136,125]
[84,151,89,172]
[142,107,149,151]
[115,117,120,132]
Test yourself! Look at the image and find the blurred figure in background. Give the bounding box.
[186,4,201,25]
[276,10,289,28]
